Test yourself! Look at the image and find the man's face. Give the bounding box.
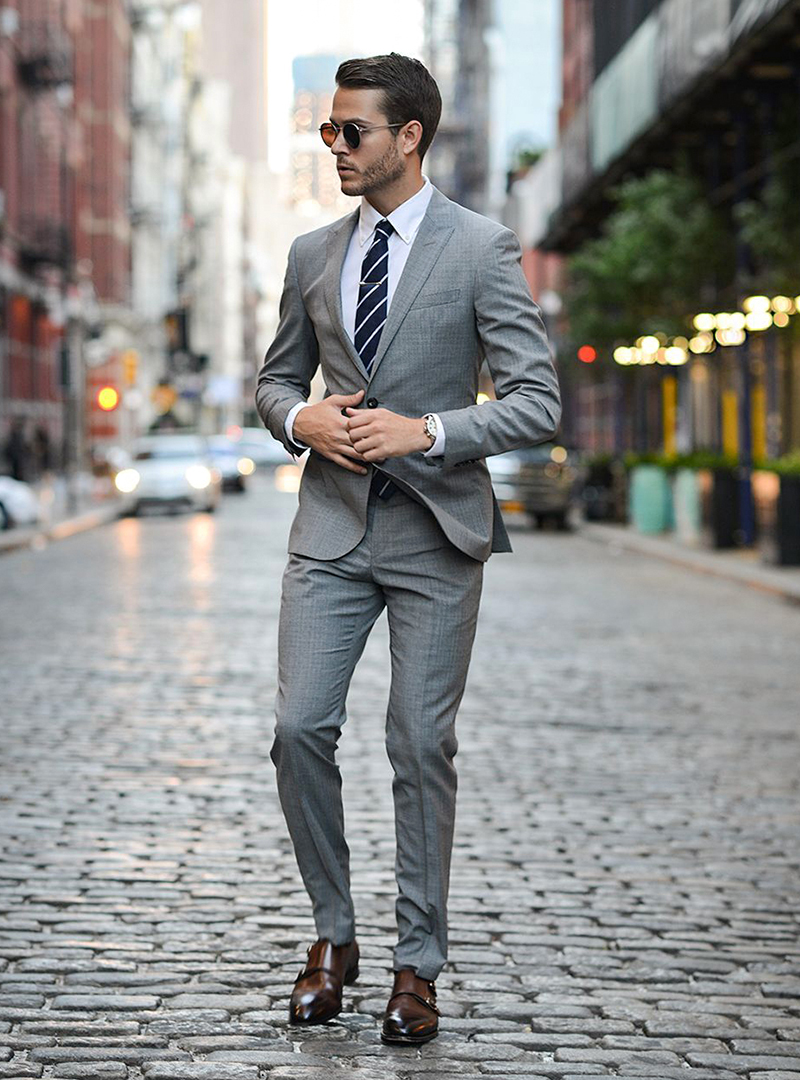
[328,86,407,198]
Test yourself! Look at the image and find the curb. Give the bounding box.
[581,521,800,606]
[0,502,121,555]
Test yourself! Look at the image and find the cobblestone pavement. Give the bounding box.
[1,474,799,1080]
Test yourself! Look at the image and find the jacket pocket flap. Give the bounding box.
[413,288,461,309]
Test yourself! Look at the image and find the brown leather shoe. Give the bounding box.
[289,938,359,1025]
[381,968,440,1045]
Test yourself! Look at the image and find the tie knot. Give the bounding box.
[375,219,394,238]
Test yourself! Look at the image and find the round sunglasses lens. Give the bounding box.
[343,123,361,149]
[320,124,336,147]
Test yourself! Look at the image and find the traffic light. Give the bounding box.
[577,345,597,363]
[96,386,120,411]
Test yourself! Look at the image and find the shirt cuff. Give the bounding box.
[422,413,445,457]
[284,401,310,451]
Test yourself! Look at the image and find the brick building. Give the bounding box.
[0,0,132,480]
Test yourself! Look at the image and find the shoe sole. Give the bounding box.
[380,1028,439,1046]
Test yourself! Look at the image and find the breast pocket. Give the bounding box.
[412,288,461,310]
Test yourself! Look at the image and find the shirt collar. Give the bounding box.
[358,176,433,246]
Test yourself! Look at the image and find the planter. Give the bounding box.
[672,468,703,546]
[697,466,740,549]
[754,470,800,566]
[628,464,672,534]
[583,461,614,521]
[583,460,627,522]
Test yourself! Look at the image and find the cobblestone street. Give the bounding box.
[1,475,799,1080]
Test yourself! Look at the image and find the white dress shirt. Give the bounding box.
[284,176,444,456]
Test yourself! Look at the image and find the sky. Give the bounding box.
[496,0,561,160]
[266,0,425,173]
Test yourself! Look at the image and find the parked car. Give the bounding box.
[488,443,584,530]
[115,434,222,516]
[207,436,255,492]
[232,427,295,468]
[0,476,41,530]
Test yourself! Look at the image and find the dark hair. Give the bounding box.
[335,52,442,162]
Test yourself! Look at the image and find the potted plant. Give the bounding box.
[582,452,627,522]
[623,451,674,534]
[753,451,800,566]
[666,450,739,549]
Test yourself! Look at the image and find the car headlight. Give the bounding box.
[115,468,140,493]
[185,464,211,490]
[237,456,255,476]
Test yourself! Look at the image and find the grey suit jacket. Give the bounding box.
[254,186,561,563]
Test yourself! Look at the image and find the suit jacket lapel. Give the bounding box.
[366,189,455,381]
[324,209,368,380]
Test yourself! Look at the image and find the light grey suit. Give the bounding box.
[255,185,560,979]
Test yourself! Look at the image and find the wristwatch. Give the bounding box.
[423,413,438,446]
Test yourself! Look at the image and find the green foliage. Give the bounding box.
[735,163,800,294]
[759,450,800,478]
[510,146,544,172]
[622,449,738,471]
[566,168,733,347]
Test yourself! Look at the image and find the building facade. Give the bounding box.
[537,0,800,468]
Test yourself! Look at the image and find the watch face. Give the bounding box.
[425,415,437,440]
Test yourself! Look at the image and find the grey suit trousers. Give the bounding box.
[271,486,483,980]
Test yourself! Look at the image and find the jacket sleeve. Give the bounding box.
[427,226,561,470]
[254,239,319,452]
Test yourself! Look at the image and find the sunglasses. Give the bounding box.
[319,120,403,150]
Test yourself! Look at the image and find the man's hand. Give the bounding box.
[345,406,430,461]
[293,390,369,474]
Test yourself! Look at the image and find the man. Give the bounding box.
[255,52,560,1045]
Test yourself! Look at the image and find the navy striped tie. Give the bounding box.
[355,219,397,499]
[355,218,393,372]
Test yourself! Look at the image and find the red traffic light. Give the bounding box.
[577,345,597,363]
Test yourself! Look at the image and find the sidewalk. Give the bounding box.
[581,519,800,604]
[0,472,122,555]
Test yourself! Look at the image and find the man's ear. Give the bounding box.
[401,120,423,157]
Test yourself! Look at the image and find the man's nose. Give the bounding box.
[331,130,349,154]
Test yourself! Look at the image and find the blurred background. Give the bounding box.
[1,0,799,569]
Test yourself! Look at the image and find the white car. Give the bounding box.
[116,434,222,515]
[207,435,256,492]
[233,427,295,468]
[0,476,41,529]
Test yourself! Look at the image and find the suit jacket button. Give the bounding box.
[367,397,378,408]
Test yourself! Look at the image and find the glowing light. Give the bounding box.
[640,335,660,354]
[714,313,735,330]
[550,446,568,464]
[114,468,140,493]
[728,312,746,331]
[237,456,256,476]
[665,346,688,365]
[744,311,773,332]
[715,328,746,346]
[577,345,597,363]
[97,386,120,411]
[689,333,715,354]
[185,465,212,490]
[774,311,790,328]
[673,336,689,349]
[743,295,770,313]
[771,295,793,313]
[275,464,302,493]
[693,313,716,331]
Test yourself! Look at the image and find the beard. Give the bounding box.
[339,139,405,197]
